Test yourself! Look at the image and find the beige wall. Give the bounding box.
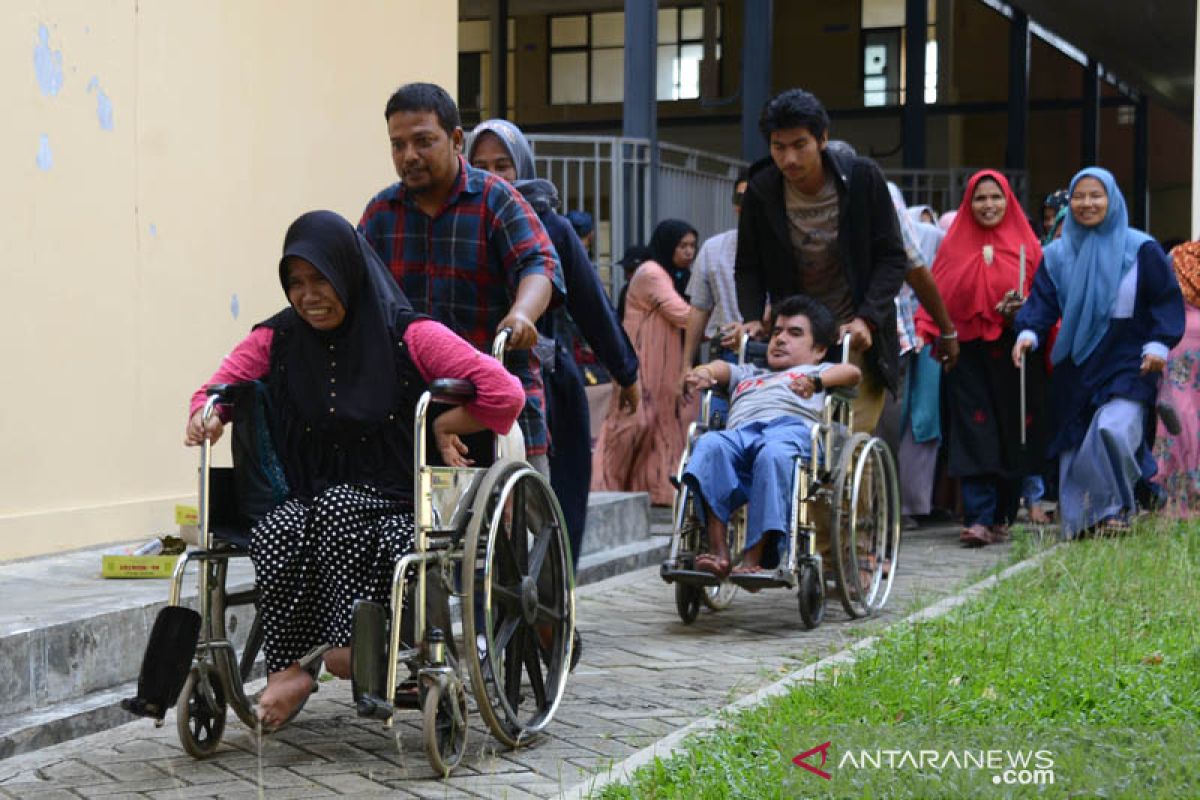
[1,1,455,561]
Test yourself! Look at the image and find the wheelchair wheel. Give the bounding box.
[702,581,738,611]
[422,677,469,777]
[797,561,825,630]
[176,668,227,759]
[675,583,702,623]
[829,433,900,618]
[463,460,574,749]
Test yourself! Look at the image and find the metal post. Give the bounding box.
[741,0,773,163]
[1005,8,1029,170]
[1081,58,1100,168]
[624,0,658,232]
[1133,94,1150,229]
[902,0,927,168]
[489,0,509,120]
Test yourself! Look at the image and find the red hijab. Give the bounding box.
[915,170,1043,343]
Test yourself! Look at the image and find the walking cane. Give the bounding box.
[1018,244,1027,447]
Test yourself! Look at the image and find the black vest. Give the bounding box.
[262,310,427,508]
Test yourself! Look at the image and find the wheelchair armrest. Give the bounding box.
[204,381,259,404]
[429,378,477,405]
[829,387,858,401]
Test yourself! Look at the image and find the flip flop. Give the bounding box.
[694,553,731,580]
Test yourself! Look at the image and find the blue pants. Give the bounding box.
[546,349,591,570]
[682,417,813,564]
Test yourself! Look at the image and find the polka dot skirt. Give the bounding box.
[249,484,415,673]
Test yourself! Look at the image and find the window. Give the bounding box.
[549,6,720,105]
[861,0,937,107]
[458,19,515,124]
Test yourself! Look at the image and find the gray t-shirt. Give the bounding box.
[724,362,832,430]
[784,177,855,323]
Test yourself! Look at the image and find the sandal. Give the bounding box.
[694,553,731,580]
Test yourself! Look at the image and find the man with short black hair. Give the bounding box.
[359,83,562,469]
[735,88,907,432]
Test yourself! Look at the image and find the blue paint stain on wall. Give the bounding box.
[96,89,114,130]
[34,25,64,97]
[36,134,53,171]
[149,223,158,237]
[86,76,114,131]
[230,294,240,320]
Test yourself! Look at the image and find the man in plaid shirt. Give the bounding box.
[358,83,562,468]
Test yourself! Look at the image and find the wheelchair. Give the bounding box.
[123,331,576,777]
[660,335,901,628]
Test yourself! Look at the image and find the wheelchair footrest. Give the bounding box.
[728,570,796,591]
[122,606,202,721]
[660,567,723,588]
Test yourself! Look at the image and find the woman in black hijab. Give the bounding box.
[649,219,699,301]
[185,211,524,725]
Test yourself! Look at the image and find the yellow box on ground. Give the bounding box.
[101,554,181,579]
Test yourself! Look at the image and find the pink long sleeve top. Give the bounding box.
[189,319,524,433]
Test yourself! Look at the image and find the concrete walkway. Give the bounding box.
[0,525,1013,799]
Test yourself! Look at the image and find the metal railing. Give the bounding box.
[887,167,1029,215]
[527,134,744,298]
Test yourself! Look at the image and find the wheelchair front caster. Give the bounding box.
[797,561,825,630]
[176,668,227,759]
[675,583,702,624]
[422,676,469,777]
[702,581,738,611]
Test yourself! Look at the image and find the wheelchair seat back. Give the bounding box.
[206,381,290,550]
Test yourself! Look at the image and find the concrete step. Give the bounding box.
[0,490,653,760]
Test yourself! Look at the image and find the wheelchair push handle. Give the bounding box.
[491,328,513,361]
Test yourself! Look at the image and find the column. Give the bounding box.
[903,0,928,168]
[488,0,509,120]
[624,0,658,239]
[1081,58,1100,168]
[741,0,773,163]
[1005,8,1029,170]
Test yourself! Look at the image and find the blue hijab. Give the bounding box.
[1044,167,1152,365]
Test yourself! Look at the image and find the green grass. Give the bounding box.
[595,519,1200,799]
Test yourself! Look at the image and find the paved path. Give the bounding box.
[0,525,1012,799]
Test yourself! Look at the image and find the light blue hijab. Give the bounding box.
[1043,167,1152,365]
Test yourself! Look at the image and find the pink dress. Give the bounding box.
[1153,303,1200,514]
[592,261,699,505]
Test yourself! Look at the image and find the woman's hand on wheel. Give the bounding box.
[185,409,224,446]
[1141,353,1166,375]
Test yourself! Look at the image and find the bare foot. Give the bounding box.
[257,665,314,728]
[1028,505,1051,525]
[323,647,351,680]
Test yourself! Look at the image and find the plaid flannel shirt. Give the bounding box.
[358,157,562,455]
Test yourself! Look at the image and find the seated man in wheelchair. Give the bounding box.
[183,210,525,727]
[680,295,860,580]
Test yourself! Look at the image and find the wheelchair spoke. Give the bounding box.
[494,614,521,655]
[522,629,548,709]
[491,581,523,609]
[533,603,563,624]
[525,521,554,580]
[503,626,524,708]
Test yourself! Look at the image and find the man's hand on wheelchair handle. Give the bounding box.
[185,409,224,446]
[496,311,537,350]
[839,317,873,351]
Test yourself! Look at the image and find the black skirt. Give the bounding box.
[941,331,1047,479]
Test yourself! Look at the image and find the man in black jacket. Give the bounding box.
[735,88,907,433]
